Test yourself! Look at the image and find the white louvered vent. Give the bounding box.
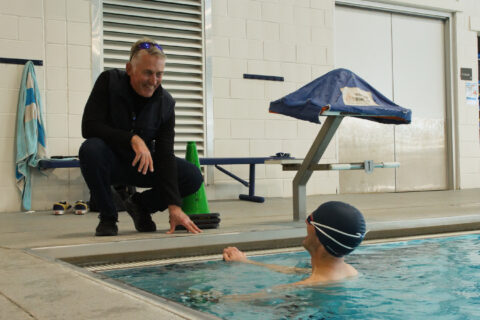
[102,0,205,157]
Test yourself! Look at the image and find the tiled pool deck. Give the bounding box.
[2,189,480,319]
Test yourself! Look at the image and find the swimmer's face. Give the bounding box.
[126,50,165,97]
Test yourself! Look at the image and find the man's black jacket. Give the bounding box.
[81,69,181,206]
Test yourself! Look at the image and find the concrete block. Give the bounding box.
[46,20,67,44]
[265,119,297,139]
[212,0,227,16]
[261,2,293,24]
[281,62,311,83]
[212,57,247,78]
[249,139,282,157]
[311,0,334,11]
[0,138,14,162]
[67,45,91,68]
[294,7,325,27]
[280,24,311,44]
[208,180,244,200]
[264,179,284,198]
[311,65,332,79]
[264,81,285,101]
[231,119,265,139]
[297,120,321,139]
[212,77,230,98]
[46,67,67,90]
[0,89,20,114]
[45,0,67,20]
[212,16,246,38]
[19,17,43,42]
[66,0,90,22]
[294,0,310,7]
[282,138,314,159]
[0,163,16,188]
[68,137,84,155]
[0,187,21,212]
[247,60,282,75]
[246,99,270,119]
[0,64,22,90]
[0,0,43,17]
[231,79,264,99]
[0,39,44,61]
[311,27,333,46]
[213,98,249,119]
[229,38,249,59]
[0,114,16,138]
[46,44,67,67]
[247,21,279,41]
[67,21,91,46]
[297,44,327,65]
[0,15,19,40]
[68,114,82,138]
[211,37,229,57]
[46,137,69,156]
[67,68,91,91]
[68,91,89,115]
[46,90,68,114]
[214,118,231,138]
[227,0,249,19]
[282,179,293,197]
[214,139,249,157]
[264,41,296,62]
[46,114,68,138]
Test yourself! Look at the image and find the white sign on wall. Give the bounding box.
[465,81,478,106]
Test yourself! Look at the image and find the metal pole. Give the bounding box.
[292,116,344,221]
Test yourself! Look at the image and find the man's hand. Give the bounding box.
[223,246,248,263]
[130,135,154,175]
[167,205,202,234]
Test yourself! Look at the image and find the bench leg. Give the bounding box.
[239,164,264,203]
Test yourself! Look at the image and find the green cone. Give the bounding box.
[182,141,210,215]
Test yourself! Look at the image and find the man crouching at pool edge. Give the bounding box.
[223,201,367,288]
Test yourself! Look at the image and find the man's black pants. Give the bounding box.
[79,138,203,221]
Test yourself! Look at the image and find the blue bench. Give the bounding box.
[38,155,291,203]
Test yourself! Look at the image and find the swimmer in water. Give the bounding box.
[223,201,367,286]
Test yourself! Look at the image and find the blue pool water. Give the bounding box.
[102,234,480,319]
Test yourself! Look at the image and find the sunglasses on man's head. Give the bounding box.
[137,42,163,51]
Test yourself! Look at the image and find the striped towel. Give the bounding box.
[15,61,47,211]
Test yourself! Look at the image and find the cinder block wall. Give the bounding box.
[0,0,91,212]
[207,0,338,200]
[1,0,480,212]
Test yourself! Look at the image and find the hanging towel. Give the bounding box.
[15,61,47,211]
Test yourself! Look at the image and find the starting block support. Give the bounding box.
[265,115,400,222]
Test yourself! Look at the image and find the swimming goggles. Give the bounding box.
[306,215,367,250]
[137,42,163,51]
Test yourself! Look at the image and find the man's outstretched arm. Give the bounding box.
[222,247,309,275]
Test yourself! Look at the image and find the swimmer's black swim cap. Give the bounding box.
[311,201,366,257]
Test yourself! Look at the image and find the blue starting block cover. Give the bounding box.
[269,68,411,124]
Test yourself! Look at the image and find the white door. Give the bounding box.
[335,5,448,193]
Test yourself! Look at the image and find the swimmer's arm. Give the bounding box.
[243,260,310,274]
[222,247,309,274]
[221,283,299,302]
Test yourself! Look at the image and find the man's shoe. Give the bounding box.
[95,219,118,236]
[124,196,156,232]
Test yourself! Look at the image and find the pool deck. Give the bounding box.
[2,189,480,319]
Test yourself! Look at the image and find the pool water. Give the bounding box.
[102,234,480,319]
